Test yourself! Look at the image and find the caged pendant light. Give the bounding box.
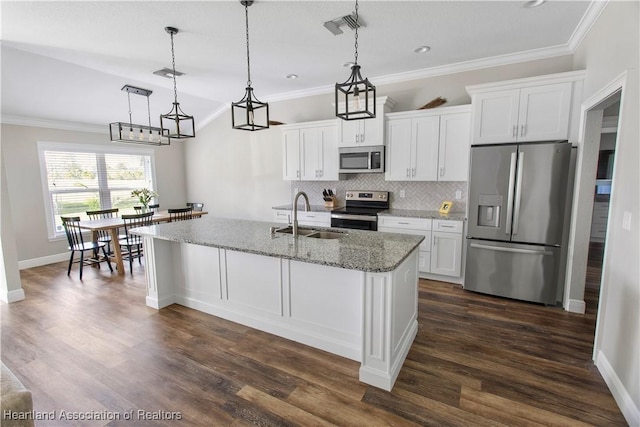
[335,0,376,121]
[231,0,269,131]
[109,85,170,146]
[160,27,196,139]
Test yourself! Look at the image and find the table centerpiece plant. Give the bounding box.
[131,188,158,210]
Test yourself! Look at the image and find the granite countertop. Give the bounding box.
[132,217,423,273]
[272,204,342,212]
[379,209,466,221]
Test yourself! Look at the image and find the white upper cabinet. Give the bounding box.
[467,71,585,145]
[282,120,338,181]
[337,96,396,147]
[438,112,471,181]
[385,105,471,182]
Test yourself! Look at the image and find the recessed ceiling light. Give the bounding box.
[285,74,299,79]
[343,62,355,68]
[523,0,546,8]
[414,46,431,54]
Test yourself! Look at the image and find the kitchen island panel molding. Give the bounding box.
[139,230,420,391]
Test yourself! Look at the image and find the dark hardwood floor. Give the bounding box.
[1,259,626,426]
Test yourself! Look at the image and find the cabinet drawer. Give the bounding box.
[297,211,331,227]
[378,216,432,230]
[432,219,463,233]
[378,227,431,251]
[273,210,291,224]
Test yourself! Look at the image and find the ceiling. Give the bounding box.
[1,1,599,132]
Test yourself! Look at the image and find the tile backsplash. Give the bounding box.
[291,174,467,212]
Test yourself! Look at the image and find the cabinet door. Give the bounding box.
[472,89,520,144]
[300,128,320,181]
[283,130,300,180]
[412,116,439,181]
[338,119,362,147]
[517,82,571,142]
[360,116,379,146]
[317,125,339,180]
[385,118,413,181]
[430,231,462,277]
[438,112,471,181]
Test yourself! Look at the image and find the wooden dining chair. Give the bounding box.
[86,208,120,254]
[168,207,193,222]
[134,204,159,213]
[61,216,113,280]
[119,212,154,274]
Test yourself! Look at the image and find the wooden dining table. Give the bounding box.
[77,210,207,275]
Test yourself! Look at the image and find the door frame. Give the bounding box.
[563,71,626,356]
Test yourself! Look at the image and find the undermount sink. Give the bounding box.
[306,231,346,239]
[273,226,347,239]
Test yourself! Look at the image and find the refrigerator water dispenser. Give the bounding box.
[477,195,503,228]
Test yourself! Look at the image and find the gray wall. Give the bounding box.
[1,124,188,263]
[572,1,639,415]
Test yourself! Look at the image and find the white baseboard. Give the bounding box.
[596,350,640,426]
[566,298,586,313]
[18,252,68,270]
[0,288,25,303]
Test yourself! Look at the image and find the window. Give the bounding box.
[38,142,156,238]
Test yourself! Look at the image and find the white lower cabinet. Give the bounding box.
[378,216,432,275]
[273,209,291,224]
[379,216,463,278]
[296,211,331,227]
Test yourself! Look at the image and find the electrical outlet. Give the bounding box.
[399,190,405,198]
[455,190,462,200]
[294,187,299,195]
[332,188,337,197]
[623,211,632,231]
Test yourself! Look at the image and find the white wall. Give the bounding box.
[0,124,188,263]
[1,154,24,302]
[572,1,639,423]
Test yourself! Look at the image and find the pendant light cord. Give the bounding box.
[245,2,252,87]
[127,92,133,128]
[170,31,179,104]
[354,0,359,65]
[147,96,152,128]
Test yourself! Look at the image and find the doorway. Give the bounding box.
[584,99,620,319]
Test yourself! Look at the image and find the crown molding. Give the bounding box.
[567,0,609,52]
[1,114,108,134]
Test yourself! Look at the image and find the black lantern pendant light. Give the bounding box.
[335,0,376,121]
[109,85,170,146]
[232,0,269,131]
[160,27,196,139]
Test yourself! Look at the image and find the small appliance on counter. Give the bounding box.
[330,190,389,231]
[465,140,573,305]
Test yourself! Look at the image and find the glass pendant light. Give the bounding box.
[160,26,196,139]
[231,0,269,131]
[335,0,376,121]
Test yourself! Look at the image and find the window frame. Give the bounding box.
[37,141,157,240]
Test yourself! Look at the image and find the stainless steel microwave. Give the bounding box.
[338,145,385,173]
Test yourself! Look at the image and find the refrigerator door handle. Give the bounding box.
[513,152,525,235]
[470,243,553,256]
[505,152,517,235]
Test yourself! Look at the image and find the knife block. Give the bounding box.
[324,196,338,208]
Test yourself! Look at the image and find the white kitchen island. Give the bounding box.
[132,217,423,391]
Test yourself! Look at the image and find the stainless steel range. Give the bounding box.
[330,190,389,231]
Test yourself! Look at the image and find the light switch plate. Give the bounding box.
[623,211,632,230]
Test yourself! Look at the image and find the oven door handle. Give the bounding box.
[331,214,378,221]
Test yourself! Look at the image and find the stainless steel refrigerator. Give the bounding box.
[465,140,572,305]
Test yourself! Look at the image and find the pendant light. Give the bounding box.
[109,85,170,146]
[335,0,376,121]
[232,0,269,131]
[160,26,195,139]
